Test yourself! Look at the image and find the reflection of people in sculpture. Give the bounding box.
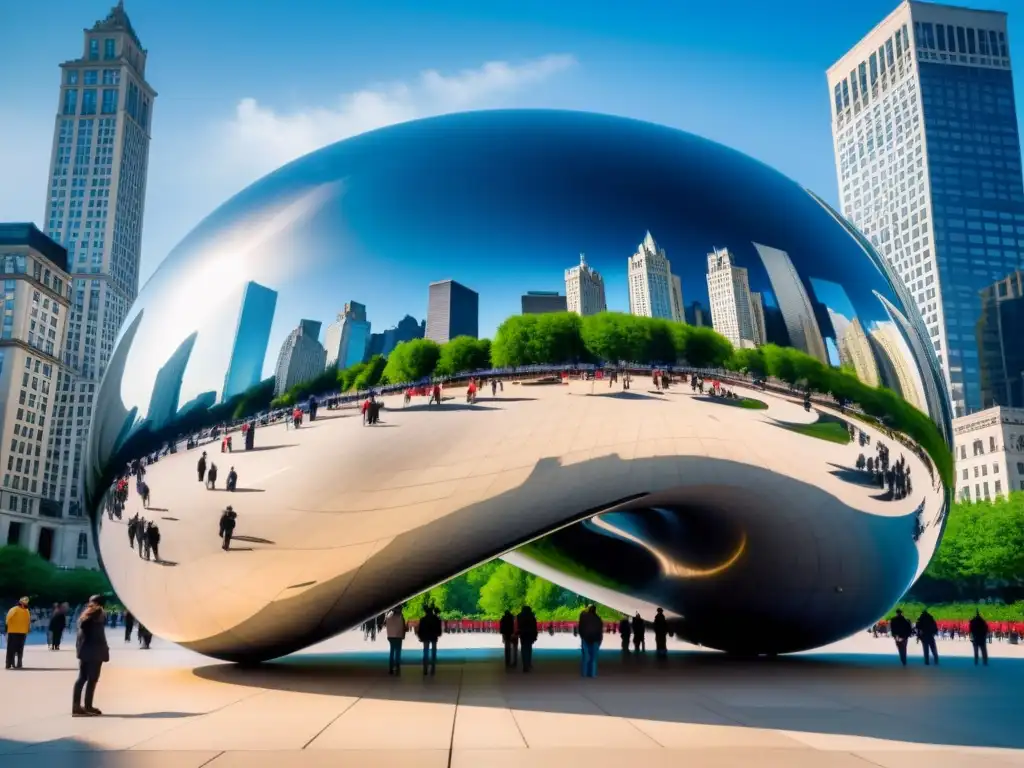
[139,481,150,509]
[220,506,237,550]
[146,523,161,563]
[226,467,237,492]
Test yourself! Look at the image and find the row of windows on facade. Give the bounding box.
[959,479,1022,502]
[833,23,912,117]
[913,22,1008,62]
[1,258,69,300]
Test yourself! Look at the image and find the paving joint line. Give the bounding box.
[197,751,226,767]
[446,665,465,768]
[300,683,368,749]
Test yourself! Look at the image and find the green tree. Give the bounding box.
[436,337,492,376]
[491,315,538,368]
[681,325,734,368]
[382,338,442,384]
[352,355,387,391]
[478,562,532,615]
[581,312,634,364]
[530,313,587,365]
[0,546,111,606]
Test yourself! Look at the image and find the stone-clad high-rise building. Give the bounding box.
[43,3,156,517]
[828,1,1022,416]
[564,254,606,317]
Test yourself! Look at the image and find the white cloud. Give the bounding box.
[215,53,577,182]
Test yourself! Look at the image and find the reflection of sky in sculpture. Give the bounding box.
[109,110,930,421]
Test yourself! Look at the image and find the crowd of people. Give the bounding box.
[875,608,1003,666]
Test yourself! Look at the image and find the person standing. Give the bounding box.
[123,611,135,643]
[147,523,161,563]
[49,604,67,651]
[386,606,406,675]
[500,610,518,670]
[197,451,207,482]
[418,604,441,676]
[889,609,913,666]
[916,608,939,666]
[578,605,603,678]
[969,610,990,666]
[220,507,237,550]
[5,597,30,669]
[653,607,669,659]
[72,594,109,716]
[631,612,646,653]
[517,605,538,673]
[618,615,632,653]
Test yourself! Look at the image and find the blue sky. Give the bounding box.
[1,0,1021,290]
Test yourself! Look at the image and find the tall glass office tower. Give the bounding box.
[828,1,1023,416]
[43,3,156,514]
[222,281,278,401]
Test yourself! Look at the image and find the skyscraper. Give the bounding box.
[564,254,606,316]
[367,315,426,359]
[977,270,1024,408]
[222,281,277,401]
[753,243,829,363]
[147,332,196,432]
[627,232,683,322]
[828,1,1022,416]
[44,3,156,516]
[324,301,371,370]
[426,280,478,343]
[705,247,760,349]
[274,319,326,396]
[0,225,79,565]
[521,291,568,314]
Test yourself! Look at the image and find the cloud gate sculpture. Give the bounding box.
[86,110,952,662]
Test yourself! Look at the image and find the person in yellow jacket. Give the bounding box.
[5,597,31,669]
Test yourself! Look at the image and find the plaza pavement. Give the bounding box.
[1,628,1023,767]
[98,378,945,647]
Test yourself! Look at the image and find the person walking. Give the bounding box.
[72,594,109,717]
[123,611,135,643]
[146,523,161,563]
[5,597,31,669]
[49,604,67,651]
[386,606,406,675]
[578,605,603,678]
[889,609,913,666]
[916,608,939,666]
[220,506,237,550]
[517,605,538,673]
[969,610,990,666]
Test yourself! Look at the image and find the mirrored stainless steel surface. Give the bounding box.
[86,110,952,661]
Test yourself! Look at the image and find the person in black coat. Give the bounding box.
[417,604,442,676]
[653,607,669,658]
[618,615,632,652]
[124,611,135,643]
[969,610,990,666]
[889,609,913,666]
[499,610,518,669]
[197,451,207,482]
[631,612,646,652]
[517,605,538,673]
[49,605,67,651]
[73,594,110,717]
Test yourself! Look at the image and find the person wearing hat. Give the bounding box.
[5,597,31,669]
[73,594,110,716]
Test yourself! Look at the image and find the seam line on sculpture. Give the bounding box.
[302,688,362,749]
[196,752,226,767]
[446,666,464,768]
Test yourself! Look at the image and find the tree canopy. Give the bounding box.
[382,338,443,384]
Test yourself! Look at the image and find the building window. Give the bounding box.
[989,436,997,451]
[88,39,99,61]
[82,90,97,116]
[62,89,78,116]
[65,70,79,86]
[995,480,1002,496]
[101,89,118,114]
[76,532,89,559]
[973,439,984,456]
[103,39,115,59]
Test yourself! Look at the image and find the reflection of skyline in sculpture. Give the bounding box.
[565,253,607,316]
[868,320,927,414]
[222,281,278,403]
[426,280,479,344]
[687,300,707,327]
[628,232,683,322]
[367,314,426,360]
[978,270,1024,409]
[840,317,881,388]
[706,247,760,349]
[809,277,878,384]
[148,333,197,431]
[753,243,828,364]
[274,319,327,396]
[875,292,946,426]
[324,301,371,370]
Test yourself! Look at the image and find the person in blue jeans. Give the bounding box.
[578,605,603,677]
[417,603,442,676]
[385,606,406,675]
